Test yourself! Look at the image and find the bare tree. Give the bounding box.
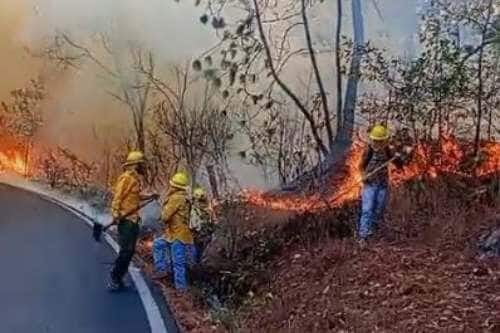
[42,32,152,152]
[251,0,328,156]
[137,58,234,193]
[238,70,320,186]
[183,0,367,173]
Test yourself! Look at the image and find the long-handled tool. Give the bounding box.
[316,149,414,210]
[362,154,399,182]
[92,197,157,242]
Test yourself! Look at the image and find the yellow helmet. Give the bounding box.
[193,187,206,200]
[369,125,390,141]
[124,150,145,166]
[170,172,190,190]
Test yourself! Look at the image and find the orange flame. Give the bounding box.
[244,137,500,213]
[0,150,27,175]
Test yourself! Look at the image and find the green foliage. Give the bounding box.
[360,0,500,141]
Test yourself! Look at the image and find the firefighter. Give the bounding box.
[358,125,412,245]
[108,150,158,291]
[152,172,196,290]
[189,187,215,264]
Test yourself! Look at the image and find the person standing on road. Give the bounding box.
[152,172,196,291]
[108,151,158,292]
[358,125,413,245]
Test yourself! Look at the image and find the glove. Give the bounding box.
[403,146,414,155]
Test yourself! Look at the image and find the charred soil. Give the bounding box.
[138,172,500,332]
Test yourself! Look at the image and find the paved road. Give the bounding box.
[0,184,160,333]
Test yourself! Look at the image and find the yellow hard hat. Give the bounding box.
[124,150,145,166]
[369,125,390,141]
[170,172,189,190]
[193,187,206,200]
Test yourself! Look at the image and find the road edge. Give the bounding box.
[0,181,174,333]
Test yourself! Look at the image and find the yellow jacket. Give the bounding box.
[162,188,193,244]
[111,170,142,222]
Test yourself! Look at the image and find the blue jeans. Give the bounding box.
[359,183,389,240]
[153,238,196,290]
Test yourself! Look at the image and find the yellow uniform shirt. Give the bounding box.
[111,170,142,222]
[162,189,193,244]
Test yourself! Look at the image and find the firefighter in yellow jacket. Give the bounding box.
[190,187,215,264]
[108,151,157,291]
[152,172,196,290]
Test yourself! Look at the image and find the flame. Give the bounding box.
[244,136,500,213]
[477,141,500,177]
[0,150,27,175]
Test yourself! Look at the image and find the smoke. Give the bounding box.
[0,0,219,161]
[0,0,420,187]
[23,0,217,61]
[0,1,42,100]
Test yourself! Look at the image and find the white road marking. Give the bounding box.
[0,182,169,333]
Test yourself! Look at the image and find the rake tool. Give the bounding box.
[92,197,158,242]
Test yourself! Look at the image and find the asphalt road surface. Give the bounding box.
[0,184,165,333]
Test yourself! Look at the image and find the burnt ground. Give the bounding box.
[138,176,500,332]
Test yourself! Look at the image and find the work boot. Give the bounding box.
[106,275,125,292]
[107,280,122,292]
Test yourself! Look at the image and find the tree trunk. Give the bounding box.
[337,0,365,143]
[252,0,329,156]
[136,121,146,152]
[206,164,220,200]
[475,45,484,154]
[335,0,343,137]
[281,0,366,191]
[301,0,333,148]
[474,0,494,156]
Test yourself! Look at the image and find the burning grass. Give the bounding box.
[137,171,500,332]
[0,149,27,175]
[2,132,497,331]
[244,137,500,213]
[133,137,500,332]
[0,135,30,176]
[240,187,500,332]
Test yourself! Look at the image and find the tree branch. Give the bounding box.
[301,0,333,148]
[252,0,328,156]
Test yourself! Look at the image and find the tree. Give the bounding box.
[137,57,235,194]
[238,71,321,185]
[42,31,152,153]
[1,77,45,175]
[438,0,499,153]
[180,0,367,172]
[359,0,500,148]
